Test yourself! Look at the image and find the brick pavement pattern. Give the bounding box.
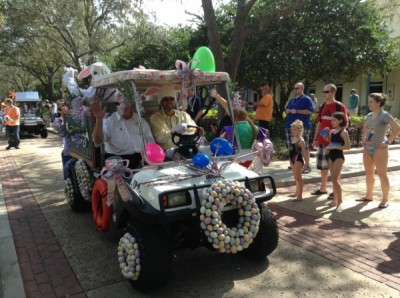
[268,198,400,292]
[0,151,86,298]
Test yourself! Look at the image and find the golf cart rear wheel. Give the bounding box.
[67,162,91,213]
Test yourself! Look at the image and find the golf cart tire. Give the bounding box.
[67,163,91,213]
[240,203,279,259]
[128,222,173,292]
[40,128,48,138]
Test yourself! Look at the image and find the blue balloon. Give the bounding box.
[192,153,211,168]
[210,138,234,156]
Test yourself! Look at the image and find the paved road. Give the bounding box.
[1,132,399,297]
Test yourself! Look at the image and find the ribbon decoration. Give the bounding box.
[100,157,134,205]
[175,59,205,108]
[248,139,274,174]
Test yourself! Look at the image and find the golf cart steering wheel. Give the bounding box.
[171,125,201,158]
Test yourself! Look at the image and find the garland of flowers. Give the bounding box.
[64,178,74,203]
[75,160,94,201]
[118,232,141,280]
[200,179,260,253]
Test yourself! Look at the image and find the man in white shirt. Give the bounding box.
[92,98,155,169]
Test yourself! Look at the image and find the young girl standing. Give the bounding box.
[289,120,309,201]
[324,112,351,207]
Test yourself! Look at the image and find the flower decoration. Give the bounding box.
[232,92,244,110]
[200,179,260,253]
[118,232,141,280]
[115,79,144,114]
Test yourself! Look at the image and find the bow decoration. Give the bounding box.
[248,139,274,174]
[100,157,134,205]
[175,59,205,107]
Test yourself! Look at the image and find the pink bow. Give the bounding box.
[175,59,204,107]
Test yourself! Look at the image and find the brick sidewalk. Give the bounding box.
[0,151,85,298]
[268,203,400,291]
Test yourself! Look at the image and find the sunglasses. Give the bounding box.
[294,87,301,90]
[162,97,175,102]
[322,91,331,93]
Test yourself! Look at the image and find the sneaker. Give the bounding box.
[15,146,20,149]
[302,166,311,174]
[6,146,11,150]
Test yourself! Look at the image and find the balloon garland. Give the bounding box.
[75,160,94,201]
[64,178,74,203]
[200,179,261,253]
[118,232,141,280]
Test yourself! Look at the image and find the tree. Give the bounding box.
[237,0,400,116]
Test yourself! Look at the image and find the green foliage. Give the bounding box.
[237,0,400,114]
[272,138,289,161]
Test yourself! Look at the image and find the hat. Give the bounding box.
[351,89,356,93]
[261,85,270,92]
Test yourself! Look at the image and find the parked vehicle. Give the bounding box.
[62,67,279,292]
[15,91,48,138]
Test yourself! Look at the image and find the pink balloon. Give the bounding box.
[145,143,165,163]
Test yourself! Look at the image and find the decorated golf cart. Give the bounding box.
[61,57,279,292]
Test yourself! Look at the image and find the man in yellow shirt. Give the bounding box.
[255,85,273,130]
[4,98,21,150]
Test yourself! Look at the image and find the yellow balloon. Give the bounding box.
[191,46,216,72]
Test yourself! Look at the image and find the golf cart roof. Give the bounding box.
[91,69,230,88]
[15,91,40,102]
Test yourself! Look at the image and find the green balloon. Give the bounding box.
[191,46,216,72]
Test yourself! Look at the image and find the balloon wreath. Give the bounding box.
[200,179,261,253]
[118,232,141,280]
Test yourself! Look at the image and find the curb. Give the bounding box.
[0,183,26,298]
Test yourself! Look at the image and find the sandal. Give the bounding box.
[378,202,389,209]
[311,189,328,195]
[291,198,303,202]
[355,197,373,202]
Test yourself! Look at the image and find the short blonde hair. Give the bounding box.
[291,119,304,133]
[4,98,13,104]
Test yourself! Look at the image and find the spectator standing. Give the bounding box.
[50,101,58,122]
[357,93,400,208]
[4,98,21,150]
[310,93,318,112]
[288,120,309,202]
[312,84,349,198]
[324,112,351,207]
[254,85,273,130]
[285,82,314,173]
[348,89,360,116]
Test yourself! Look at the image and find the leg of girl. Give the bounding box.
[362,148,375,201]
[292,160,304,201]
[374,147,389,208]
[330,158,344,206]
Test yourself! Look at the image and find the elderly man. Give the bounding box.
[150,95,202,151]
[92,94,155,169]
[4,98,21,150]
[285,82,315,173]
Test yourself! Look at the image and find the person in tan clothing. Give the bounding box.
[254,85,273,130]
